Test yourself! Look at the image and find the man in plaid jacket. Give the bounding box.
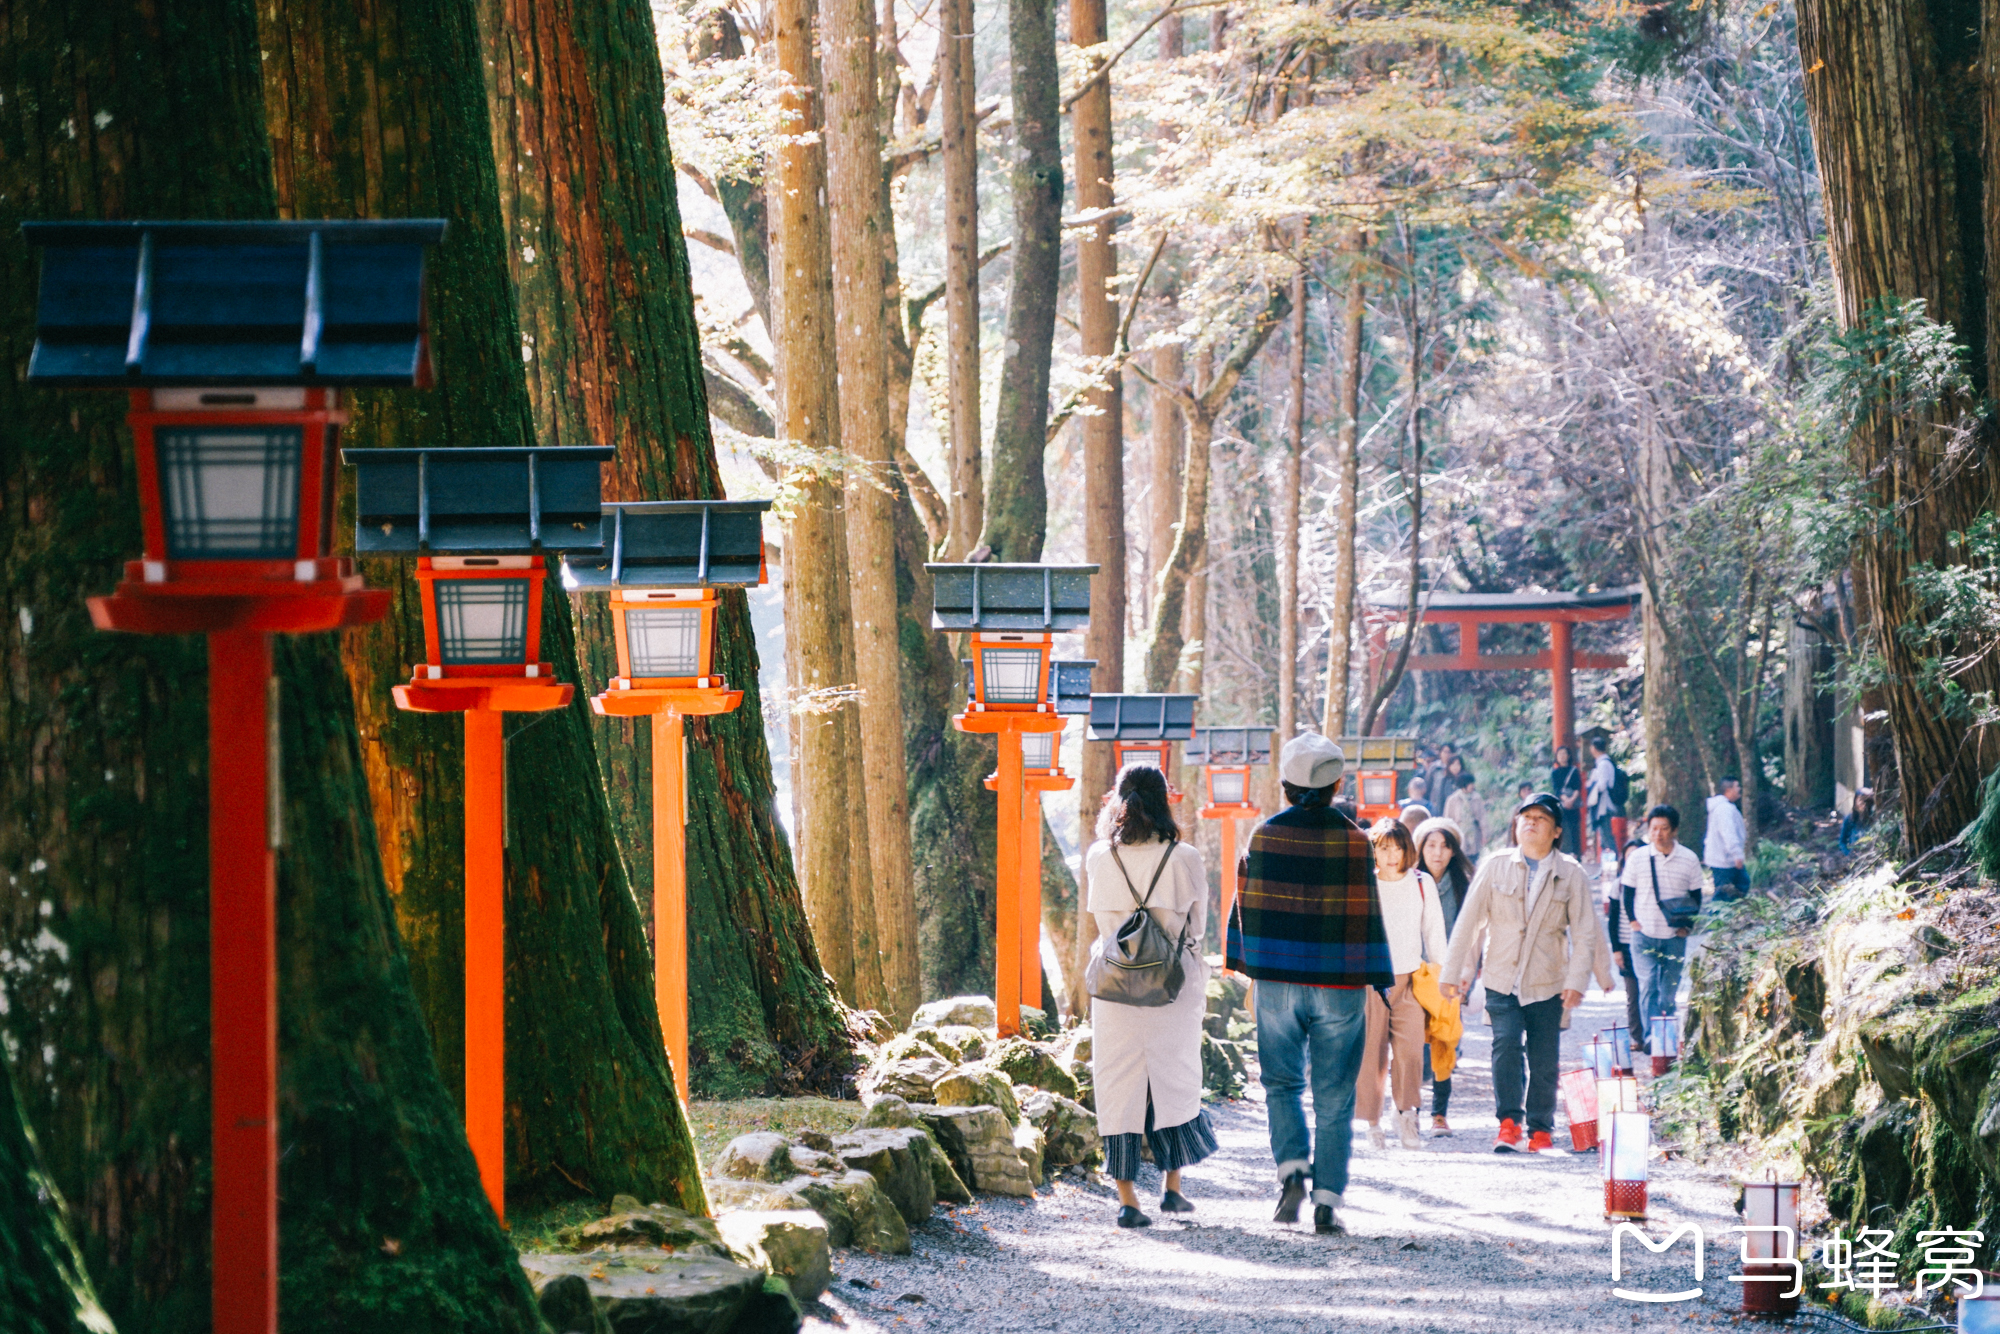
[1226,733,1394,1237]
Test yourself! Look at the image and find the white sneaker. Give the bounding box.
[1397,1109,1422,1149]
[1367,1121,1387,1150]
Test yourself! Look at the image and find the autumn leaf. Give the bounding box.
[1807,58,1825,73]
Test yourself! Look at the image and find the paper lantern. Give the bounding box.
[1607,1023,1634,1074]
[1603,1111,1649,1219]
[1560,1068,1600,1151]
[1963,1292,2000,1333]
[1584,1035,1616,1081]
[1597,1074,1641,1147]
[1735,1178,1802,1316]
[1650,1014,1682,1077]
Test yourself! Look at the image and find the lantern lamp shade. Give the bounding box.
[1604,1112,1649,1182]
[24,220,447,385]
[348,446,613,554]
[1608,1024,1634,1071]
[1961,1292,2000,1332]
[980,646,1044,703]
[926,563,1097,631]
[1586,1036,1617,1080]
[1185,727,1273,766]
[1360,774,1397,807]
[1650,1015,1682,1057]
[1741,1181,1799,1259]
[562,500,771,590]
[157,424,305,558]
[1022,730,1057,770]
[1087,693,1197,742]
[1209,770,1249,805]
[625,606,704,676]
[435,577,532,664]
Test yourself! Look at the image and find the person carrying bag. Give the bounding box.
[1617,803,1705,1043]
[1085,837,1190,1007]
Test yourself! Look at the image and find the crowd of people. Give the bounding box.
[1078,732,1757,1233]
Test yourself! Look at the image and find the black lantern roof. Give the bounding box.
[347,446,614,554]
[1184,726,1272,766]
[1087,693,1197,741]
[561,500,771,590]
[23,220,447,386]
[962,657,1095,713]
[926,563,1097,631]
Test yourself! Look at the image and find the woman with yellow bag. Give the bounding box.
[1413,817,1475,1135]
[1356,820,1449,1149]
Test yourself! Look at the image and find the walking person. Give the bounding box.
[1227,734,1394,1235]
[1587,736,1618,862]
[1550,746,1584,856]
[1413,817,1473,1133]
[1605,835,1648,1046]
[1620,804,1703,1037]
[1356,819,1449,1151]
[1443,769,1487,859]
[1704,777,1749,901]
[1440,792,1603,1153]
[1085,765,1217,1228]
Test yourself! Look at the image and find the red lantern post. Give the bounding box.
[1188,727,1271,943]
[564,500,772,1100]
[348,445,613,1221]
[24,220,444,1334]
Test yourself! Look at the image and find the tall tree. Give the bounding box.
[1321,249,1366,736]
[1794,0,2000,848]
[473,0,852,1086]
[823,0,921,1017]
[0,1,544,1327]
[1278,270,1307,745]
[259,0,704,1202]
[941,0,983,559]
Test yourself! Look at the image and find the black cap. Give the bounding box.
[1515,791,1563,824]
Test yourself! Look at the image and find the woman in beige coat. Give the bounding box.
[1085,765,1217,1229]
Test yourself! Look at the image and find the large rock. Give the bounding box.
[520,1250,768,1334]
[932,1065,1021,1125]
[926,1023,990,1063]
[767,1170,910,1255]
[1202,1032,1248,1099]
[561,1203,730,1257]
[717,1210,832,1304]
[859,1093,917,1129]
[829,1127,938,1225]
[705,1178,787,1212]
[528,1271,611,1334]
[911,995,998,1031]
[714,1132,797,1183]
[991,1036,1080,1100]
[929,1144,974,1203]
[1021,1089,1101,1170]
[915,1103,1033,1198]
[859,1054,955,1105]
[1055,1028,1095,1110]
[1013,1120,1046,1188]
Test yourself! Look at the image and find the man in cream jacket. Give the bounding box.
[1441,791,1607,1153]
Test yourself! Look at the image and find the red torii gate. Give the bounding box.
[1363,587,1641,753]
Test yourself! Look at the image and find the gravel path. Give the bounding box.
[808,985,1768,1333]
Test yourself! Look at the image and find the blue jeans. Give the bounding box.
[1710,865,1749,901]
[1256,981,1368,1205]
[1488,991,1563,1132]
[1634,933,1687,1026]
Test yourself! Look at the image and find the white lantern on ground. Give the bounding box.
[1560,1068,1600,1151]
[1650,1014,1682,1076]
[1597,1074,1641,1147]
[1735,1178,1802,1315]
[1603,1111,1649,1219]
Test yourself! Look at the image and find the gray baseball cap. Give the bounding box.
[1279,733,1345,788]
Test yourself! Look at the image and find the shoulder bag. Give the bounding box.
[1084,838,1189,1007]
[1649,851,1701,932]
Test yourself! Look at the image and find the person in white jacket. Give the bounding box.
[1356,818,1449,1150]
[1704,779,1749,901]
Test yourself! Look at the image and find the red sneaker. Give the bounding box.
[1493,1118,1524,1153]
[1528,1130,1555,1153]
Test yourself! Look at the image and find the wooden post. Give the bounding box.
[1218,813,1240,943]
[1022,789,1044,1014]
[653,711,690,1102]
[996,729,1024,1037]
[462,708,507,1223]
[1551,619,1575,756]
[209,629,277,1334]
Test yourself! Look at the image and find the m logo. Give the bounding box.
[1612,1222,1705,1302]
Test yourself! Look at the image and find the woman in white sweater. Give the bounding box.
[1084,765,1217,1229]
[1356,818,1449,1149]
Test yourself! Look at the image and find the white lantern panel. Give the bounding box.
[1022,731,1056,769]
[1650,1015,1682,1056]
[1742,1183,1799,1258]
[159,426,303,558]
[1961,1294,2000,1333]
[1361,775,1394,805]
[1211,770,1247,804]
[627,607,703,677]
[980,648,1043,703]
[436,578,531,664]
[1605,1112,1649,1182]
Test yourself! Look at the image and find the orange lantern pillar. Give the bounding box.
[564,500,772,1101]
[24,220,446,1334]
[928,564,1099,1038]
[349,444,614,1223]
[985,721,1082,1012]
[1188,726,1271,941]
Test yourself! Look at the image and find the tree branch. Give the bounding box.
[1058,0,1234,114]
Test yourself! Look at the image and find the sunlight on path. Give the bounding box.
[808,986,1755,1333]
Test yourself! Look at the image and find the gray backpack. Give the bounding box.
[1084,838,1189,1008]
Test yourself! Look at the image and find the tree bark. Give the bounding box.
[474,0,852,1086]
[0,3,544,1326]
[1357,283,1423,737]
[981,0,1062,559]
[1785,611,1836,810]
[1321,248,1365,736]
[1147,338,1185,616]
[824,0,921,1018]
[773,0,876,1005]
[1795,0,2000,849]
[1278,270,1307,745]
[941,0,983,559]
[261,0,708,1201]
[690,9,773,334]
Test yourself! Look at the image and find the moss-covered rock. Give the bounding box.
[932,1066,1021,1125]
[990,1037,1080,1100]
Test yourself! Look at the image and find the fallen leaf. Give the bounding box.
[1896,908,1916,920]
[1807,58,1825,73]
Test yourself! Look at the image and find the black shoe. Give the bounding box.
[1161,1190,1195,1214]
[1117,1205,1152,1228]
[1273,1171,1307,1224]
[1314,1204,1344,1235]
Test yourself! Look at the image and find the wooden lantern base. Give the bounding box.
[1652,1055,1677,1077]
[1605,1181,1647,1219]
[1569,1119,1600,1152]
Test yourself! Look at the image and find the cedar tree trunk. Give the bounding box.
[941,0,983,559]
[1278,271,1307,745]
[1321,255,1365,735]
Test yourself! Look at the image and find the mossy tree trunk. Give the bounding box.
[0,2,544,1328]
[257,0,703,1209]
[473,0,853,1094]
